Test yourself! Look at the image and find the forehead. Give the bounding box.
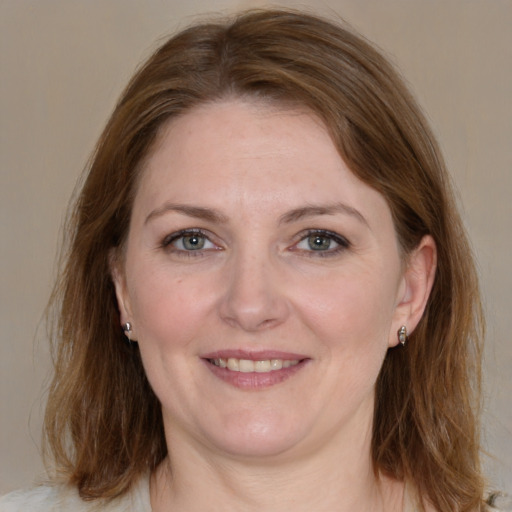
[148,98,328,168]
[133,98,392,228]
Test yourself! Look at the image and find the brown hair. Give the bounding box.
[44,9,485,511]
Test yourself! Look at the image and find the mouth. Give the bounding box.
[202,351,309,389]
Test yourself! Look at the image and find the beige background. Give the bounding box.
[1,0,511,494]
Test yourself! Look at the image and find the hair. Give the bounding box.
[44,9,485,511]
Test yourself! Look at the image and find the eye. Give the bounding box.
[162,229,218,254]
[293,230,350,256]
[301,234,335,251]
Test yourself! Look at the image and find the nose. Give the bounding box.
[218,249,290,332]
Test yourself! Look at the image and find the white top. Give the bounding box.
[0,476,151,512]
[1,477,509,511]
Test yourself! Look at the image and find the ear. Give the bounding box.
[109,249,138,341]
[389,235,437,347]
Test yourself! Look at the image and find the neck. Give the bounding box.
[150,413,404,512]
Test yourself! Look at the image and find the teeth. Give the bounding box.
[239,359,254,373]
[254,360,271,372]
[270,359,282,370]
[227,358,239,371]
[211,358,299,373]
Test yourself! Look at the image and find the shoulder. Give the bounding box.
[0,485,85,512]
[0,476,151,512]
[486,492,512,512]
[404,482,512,512]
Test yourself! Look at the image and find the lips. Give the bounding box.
[202,350,309,389]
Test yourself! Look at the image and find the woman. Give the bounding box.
[0,8,503,512]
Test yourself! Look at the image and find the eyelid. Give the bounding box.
[291,229,351,255]
[162,228,205,245]
[161,228,221,253]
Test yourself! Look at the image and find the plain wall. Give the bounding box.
[1,0,511,494]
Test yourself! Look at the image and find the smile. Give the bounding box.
[202,351,309,389]
[208,358,300,373]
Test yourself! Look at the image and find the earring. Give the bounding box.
[122,322,135,346]
[397,325,408,346]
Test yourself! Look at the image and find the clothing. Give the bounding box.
[0,476,151,512]
[1,477,509,511]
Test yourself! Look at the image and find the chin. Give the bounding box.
[203,414,308,459]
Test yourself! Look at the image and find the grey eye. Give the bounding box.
[180,234,207,250]
[305,234,336,251]
[164,230,218,254]
[293,230,349,255]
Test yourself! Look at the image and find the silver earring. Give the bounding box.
[122,322,135,346]
[398,325,408,346]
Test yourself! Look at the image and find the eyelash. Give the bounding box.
[292,229,351,257]
[161,229,218,257]
[160,228,351,258]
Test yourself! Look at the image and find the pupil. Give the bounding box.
[308,235,330,250]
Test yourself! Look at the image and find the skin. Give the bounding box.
[112,99,436,511]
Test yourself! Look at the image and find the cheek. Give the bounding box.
[296,268,397,343]
[127,263,217,350]
[292,266,398,387]
[127,268,219,416]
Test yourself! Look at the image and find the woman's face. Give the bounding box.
[114,99,420,460]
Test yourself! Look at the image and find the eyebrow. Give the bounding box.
[145,201,369,228]
[279,203,369,227]
[145,203,229,225]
